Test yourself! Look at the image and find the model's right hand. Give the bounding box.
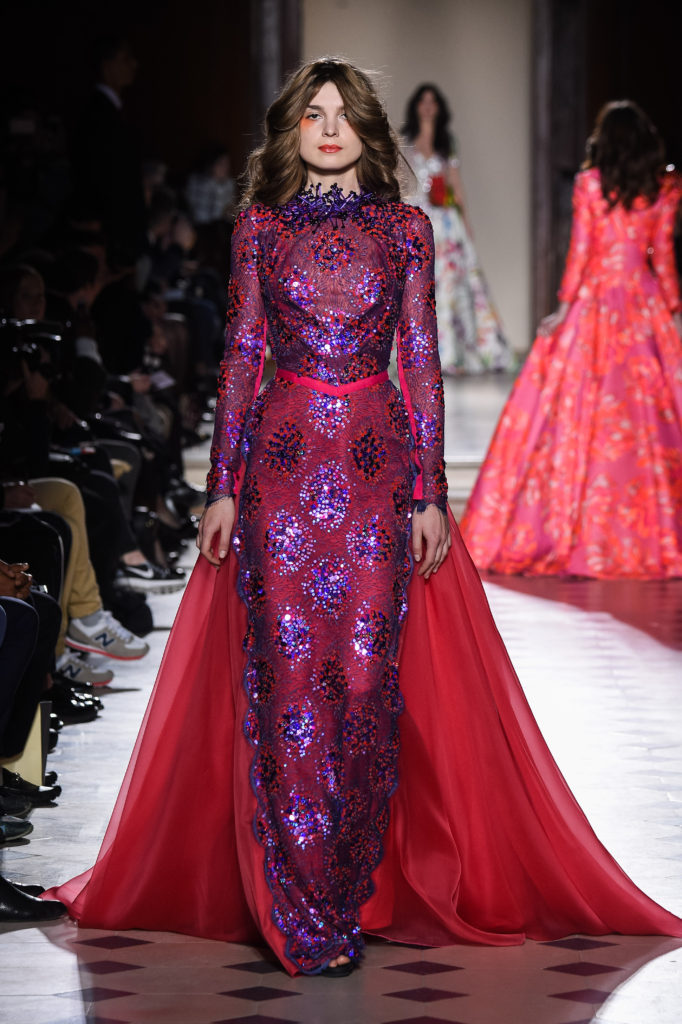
[197,497,235,567]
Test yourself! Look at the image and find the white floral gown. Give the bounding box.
[403,145,513,373]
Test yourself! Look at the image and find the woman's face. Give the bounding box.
[14,272,46,321]
[416,89,439,124]
[299,81,362,177]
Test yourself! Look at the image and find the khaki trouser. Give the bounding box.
[30,478,102,656]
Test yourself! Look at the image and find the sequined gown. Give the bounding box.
[461,169,682,577]
[205,187,446,971]
[46,185,682,974]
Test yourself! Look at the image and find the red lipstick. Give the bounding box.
[319,145,341,153]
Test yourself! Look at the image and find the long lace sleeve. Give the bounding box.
[396,207,448,511]
[558,171,595,305]
[650,175,682,314]
[206,208,268,503]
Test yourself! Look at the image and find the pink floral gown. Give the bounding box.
[461,168,682,578]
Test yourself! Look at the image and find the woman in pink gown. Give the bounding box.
[46,75,682,975]
[461,101,682,578]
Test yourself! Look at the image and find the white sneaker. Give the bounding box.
[115,560,185,594]
[56,652,115,686]
[66,610,150,660]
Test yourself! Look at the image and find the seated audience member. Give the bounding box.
[0,556,99,749]
[185,145,236,225]
[0,305,185,597]
[1,480,150,666]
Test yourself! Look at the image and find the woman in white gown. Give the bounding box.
[402,83,513,374]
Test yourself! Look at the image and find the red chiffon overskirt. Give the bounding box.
[46,510,682,974]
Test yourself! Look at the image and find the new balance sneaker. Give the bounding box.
[66,610,150,660]
[115,560,186,594]
[56,652,115,686]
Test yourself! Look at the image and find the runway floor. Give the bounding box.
[1,375,681,1024]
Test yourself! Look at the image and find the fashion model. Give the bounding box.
[461,101,682,578]
[47,73,681,976]
[402,83,512,374]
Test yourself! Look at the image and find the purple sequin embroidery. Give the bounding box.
[275,605,312,664]
[300,462,350,530]
[285,791,331,848]
[303,557,353,617]
[264,511,311,574]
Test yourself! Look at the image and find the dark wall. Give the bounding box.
[586,0,682,169]
[1,0,254,178]
[533,0,682,322]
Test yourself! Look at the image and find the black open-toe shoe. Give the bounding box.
[320,959,355,978]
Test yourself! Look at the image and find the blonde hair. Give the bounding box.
[242,57,401,208]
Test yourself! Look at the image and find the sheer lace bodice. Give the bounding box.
[207,186,447,509]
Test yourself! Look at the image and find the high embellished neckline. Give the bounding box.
[289,181,374,218]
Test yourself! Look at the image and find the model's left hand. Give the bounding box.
[538,301,570,337]
[672,311,682,339]
[412,504,451,579]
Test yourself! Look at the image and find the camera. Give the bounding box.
[0,318,63,381]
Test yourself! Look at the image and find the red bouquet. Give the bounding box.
[428,173,457,208]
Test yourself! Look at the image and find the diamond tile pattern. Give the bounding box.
[1,378,681,1024]
[551,987,612,1004]
[382,1018,469,1024]
[76,936,152,949]
[81,960,145,975]
[542,937,618,950]
[545,961,624,976]
[384,987,466,1002]
[383,961,462,975]
[221,987,299,1002]
[56,987,135,1002]
[230,961,283,975]
[213,1018,298,1024]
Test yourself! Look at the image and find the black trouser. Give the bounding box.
[0,590,61,758]
[95,439,142,519]
[0,597,38,751]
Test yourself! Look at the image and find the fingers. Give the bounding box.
[415,511,451,579]
[198,519,221,567]
[197,501,235,568]
[412,517,423,566]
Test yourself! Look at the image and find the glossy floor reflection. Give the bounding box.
[1,375,681,1024]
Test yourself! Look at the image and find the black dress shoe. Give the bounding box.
[48,682,99,724]
[0,791,32,818]
[50,711,64,731]
[10,882,45,897]
[320,959,355,978]
[1,769,61,805]
[0,816,34,845]
[44,771,58,786]
[0,875,66,922]
[48,727,59,753]
[53,680,104,712]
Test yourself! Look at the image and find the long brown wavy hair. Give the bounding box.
[583,100,666,209]
[242,57,401,208]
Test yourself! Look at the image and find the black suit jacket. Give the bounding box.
[71,89,147,265]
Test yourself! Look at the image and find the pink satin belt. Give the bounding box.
[275,367,389,396]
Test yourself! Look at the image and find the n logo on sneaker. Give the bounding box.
[61,662,80,679]
[93,631,116,647]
